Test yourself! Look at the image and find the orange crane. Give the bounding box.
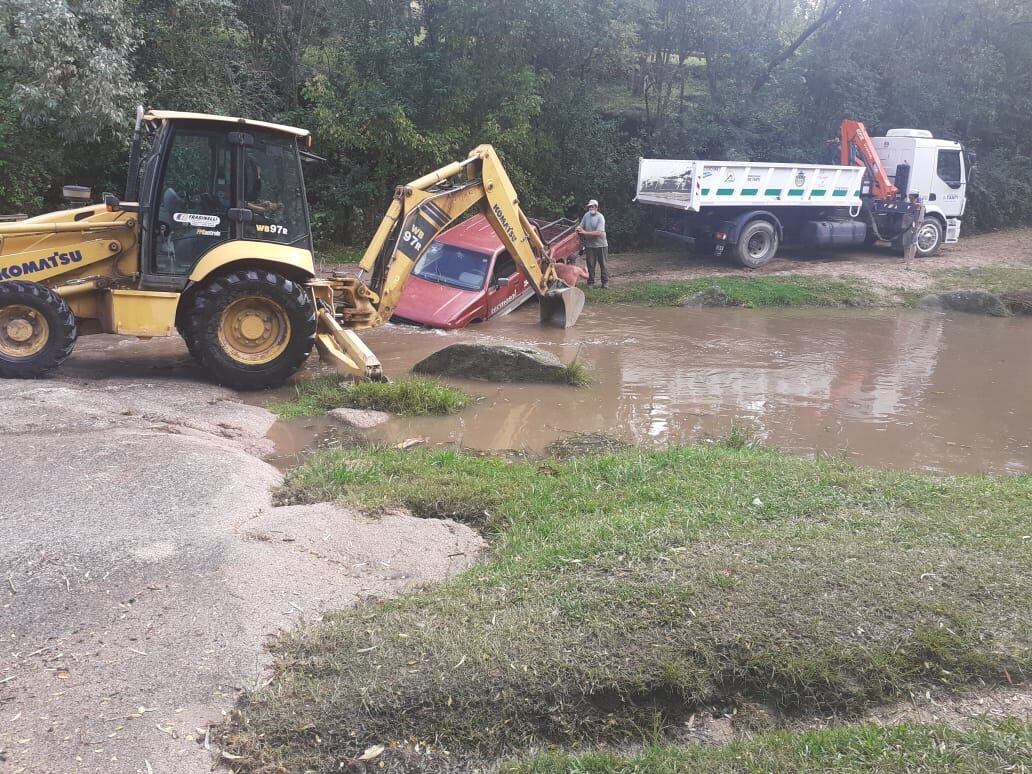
[838,119,898,201]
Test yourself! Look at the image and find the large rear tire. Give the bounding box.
[0,281,77,378]
[185,269,316,390]
[734,220,779,268]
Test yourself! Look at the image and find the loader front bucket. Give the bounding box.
[539,286,585,329]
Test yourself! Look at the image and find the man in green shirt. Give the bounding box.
[576,199,609,288]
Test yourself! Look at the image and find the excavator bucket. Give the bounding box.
[539,286,585,329]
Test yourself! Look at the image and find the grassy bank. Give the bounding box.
[925,264,1032,295]
[587,275,879,307]
[507,720,1032,772]
[268,376,470,418]
[222,444,1030,770]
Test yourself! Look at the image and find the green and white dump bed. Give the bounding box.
[635,159,865,212]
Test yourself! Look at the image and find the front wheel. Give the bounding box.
[915,218,943,257]
[185,269,316,390]
[0,281,78,378]
[734,220,779,268]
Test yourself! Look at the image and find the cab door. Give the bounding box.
[144,125,236,284]
[485,251,526,318]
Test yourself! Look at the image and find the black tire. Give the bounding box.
[734,220,779,268]
[185,269,316,390]
[0,281,77,378]
[177,324,202,362]
[915,217,944,257]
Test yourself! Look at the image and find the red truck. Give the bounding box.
[393,214,581,329]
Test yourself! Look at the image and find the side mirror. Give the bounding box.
[63,185,92,203]
[493,276,510,290]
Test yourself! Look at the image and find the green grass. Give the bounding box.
[221,444,1031,770]
[587,275,879,307]
[268,375,471,418]
[555,359,593,387]
[507,720,1032,773]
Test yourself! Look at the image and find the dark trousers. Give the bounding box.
[585,246,609,286]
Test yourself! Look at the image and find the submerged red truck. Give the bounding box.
[393,214,581,329]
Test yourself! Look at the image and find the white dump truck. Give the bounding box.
[635,121,973,267]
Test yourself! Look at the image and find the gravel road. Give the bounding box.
[0,337,485,773]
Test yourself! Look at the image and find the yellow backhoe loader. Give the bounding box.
[0,108,583,388]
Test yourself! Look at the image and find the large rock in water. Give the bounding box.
[919,289,1009,317]
[413,343,565,382]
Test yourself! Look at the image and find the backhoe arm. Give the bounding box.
[355,144,579,328]
[312,145,584,380]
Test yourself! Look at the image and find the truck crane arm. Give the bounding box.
[309,144,585,380]
[839,119,898,201]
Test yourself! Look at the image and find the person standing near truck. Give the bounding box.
[576,199,609,288]
[902,192,926,269]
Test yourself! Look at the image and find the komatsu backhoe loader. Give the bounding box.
[0,108,583,388]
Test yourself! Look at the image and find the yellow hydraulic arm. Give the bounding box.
[313,144,584,379]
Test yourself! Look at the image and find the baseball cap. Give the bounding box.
[587,199,599,207]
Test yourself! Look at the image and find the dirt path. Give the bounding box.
[0,337,485,773]
[606,227,1032,292]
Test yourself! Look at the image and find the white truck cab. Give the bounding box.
[874,129,969,246]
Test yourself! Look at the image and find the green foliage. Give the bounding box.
[3,0,1031,237]
[269,376,470,418]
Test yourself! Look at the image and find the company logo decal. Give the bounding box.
[173,212,221,227]
[1,250,83,280]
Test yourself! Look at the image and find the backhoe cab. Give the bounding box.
[0,108,582,388]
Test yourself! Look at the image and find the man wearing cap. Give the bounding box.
[902,192,926,270]
[576,199,609,288]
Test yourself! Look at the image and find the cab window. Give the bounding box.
[491,252,517,287]
[937,149,962,188]
[243,132,310,247]
[154,129,233,275]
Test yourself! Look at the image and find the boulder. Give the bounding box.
[328,407,390,428]
[999,290,1032,316]
[918,289,1009,317]
[682,285,729,307]
[413,343,565,382]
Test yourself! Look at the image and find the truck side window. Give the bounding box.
[937,150,962,188]
[492,252,517,286]
[154,129,233,275]
[243,132,310,248]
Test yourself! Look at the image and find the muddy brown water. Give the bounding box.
[261,304,1032,475]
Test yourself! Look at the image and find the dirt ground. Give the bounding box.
[0,337,486,773]
[605,226,1032,292]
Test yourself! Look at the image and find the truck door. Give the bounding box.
[486,251,522,317]
[933,148,965,217]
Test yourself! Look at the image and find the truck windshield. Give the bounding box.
[412,242,491,291]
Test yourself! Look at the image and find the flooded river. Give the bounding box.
[266,304,1032,475]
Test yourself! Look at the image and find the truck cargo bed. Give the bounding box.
[636,159,865,212]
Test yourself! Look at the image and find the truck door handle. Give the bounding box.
[228,208,254,222]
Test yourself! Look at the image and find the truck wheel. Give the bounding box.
[0,281,78,378]
[734,220,779,268]
[186,269,316,390]
[915,218,943,257]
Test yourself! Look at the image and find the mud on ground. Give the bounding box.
[0,337,485,773]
